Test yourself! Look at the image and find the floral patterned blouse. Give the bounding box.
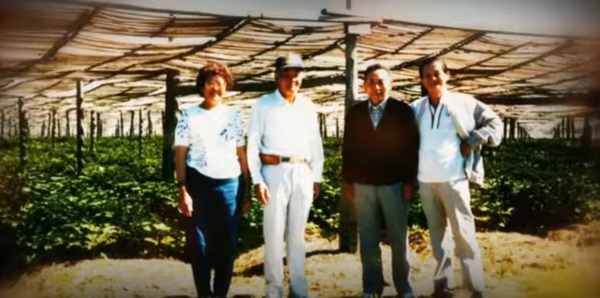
[175,104,245,179]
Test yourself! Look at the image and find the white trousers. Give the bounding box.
[419,179,485,294]
[262,163,314,298]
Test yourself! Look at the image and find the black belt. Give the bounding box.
[280,156,309,164]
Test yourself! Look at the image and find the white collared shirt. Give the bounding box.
[247,90,324,185]
[417,92,466,182]
[367,97,389,129]
[174,104,245,179]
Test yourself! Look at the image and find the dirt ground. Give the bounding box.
[0,222,599,298]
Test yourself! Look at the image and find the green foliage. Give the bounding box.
[0,136,599,279]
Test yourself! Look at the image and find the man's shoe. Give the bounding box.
[431,289,454,298]
[359,293,381,298]
[471,291,484,298]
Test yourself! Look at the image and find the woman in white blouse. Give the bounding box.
[174,62,250,298]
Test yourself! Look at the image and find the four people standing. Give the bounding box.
[176,54,502,298]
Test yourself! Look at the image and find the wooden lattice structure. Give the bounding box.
[0,1,598,134]
[0,0,598,252]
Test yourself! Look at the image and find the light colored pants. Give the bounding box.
[419,179,484,294]
[262,163,313,298]
[354,182,413,298]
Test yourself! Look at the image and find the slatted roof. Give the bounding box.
[0,1,598,134]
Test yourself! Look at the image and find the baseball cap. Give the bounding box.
[275,53,304,71]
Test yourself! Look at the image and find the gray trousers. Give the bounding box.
[354,182,414,297]
[419,179,484,294]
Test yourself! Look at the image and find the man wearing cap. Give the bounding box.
[247,53,324,298]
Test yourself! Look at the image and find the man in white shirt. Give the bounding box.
[247,53,324,298]
[411,57,503,298]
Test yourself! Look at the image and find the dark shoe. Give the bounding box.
[431,289,454,298]
[471,291,483,298]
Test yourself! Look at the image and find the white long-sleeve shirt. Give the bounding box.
[247,90,324,185]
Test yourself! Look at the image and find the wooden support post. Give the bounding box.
[52,110,57,145]
[345,27,358,112]
[162,69,179,181]
[340,25,360,254]
[129,110,135,141]
[509,118,516,139]
[89,111,95,156]
[115,119,119,137]
[66,110,70,138]
[41,119,46,138]
[567,116,572,141]
[323,115,328,139]
[0,109,4,139]
[571,116,576,141]
[138,109,143,159]
[76,81,84,175]
[120,112,124,137]
[503,117,508,140]
[336,117,340,138]
[57,117,61,138]
[561,116,566,139]
[581,114,592,160]
[18,98,26,166]
[97,113,103,138]
[319,114,323,137]
[147,110,153,137]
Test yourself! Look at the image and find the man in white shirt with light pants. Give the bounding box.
[247,53,324,298]
[411,57,503,298]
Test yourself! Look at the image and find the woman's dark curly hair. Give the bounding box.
[195,61,233,96]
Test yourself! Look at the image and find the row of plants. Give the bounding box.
[0,136,599,279]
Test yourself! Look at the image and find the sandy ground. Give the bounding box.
[0,222,599,298]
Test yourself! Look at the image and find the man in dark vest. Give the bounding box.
[341,63,420,298]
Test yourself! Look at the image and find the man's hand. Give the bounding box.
[460,141,473,159]
[402,184,413,202]
[178,187,193,217]
[341,181,355,201]
[254,183,270,206]
[313,183,321,200]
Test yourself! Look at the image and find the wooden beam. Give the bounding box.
[86,17,176,71]
[236,38,344,82]
[365,28,434,61]
[452,42,573,82]
[162,69,179,181]
[76,80,84,175]
[458,42,531,71]
[141,18,250,67]
[228,28,312,68]
[176,74,346,96]
[18,98,26,166]
[5,7,100,80]
[390,32,486,71]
